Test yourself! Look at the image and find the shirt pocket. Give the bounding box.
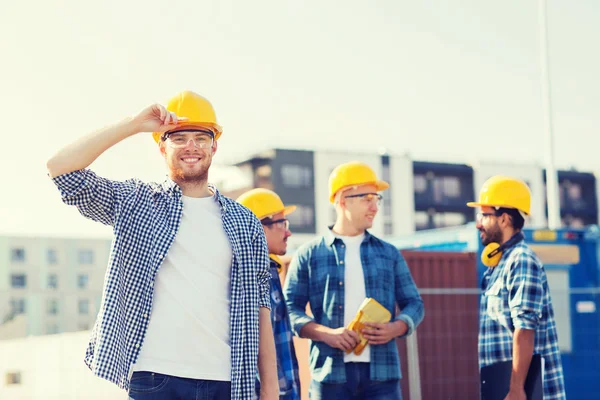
[485,282,504,321]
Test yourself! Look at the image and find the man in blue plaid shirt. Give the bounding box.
[46,91,278,400]
[468,176,566,400]
[284,161,424,400]
[237,188,302,400]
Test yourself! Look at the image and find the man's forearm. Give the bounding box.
[47,118,138,178]
[510,328,535,390]
[299,321,330,342]
[258,307,278,398]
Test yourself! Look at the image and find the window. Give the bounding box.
[433,176,461,202]
[414,211,430,231]
[11,248,25,263]
[10,298,26,314]
[47,299,59,315]
[5,372,21,385]
[254,164,274,189]
[47,249,58,265]
[287,205,314,228]
[47,274,58,289]
[78,299,90,315]
[281,164,312,188]
[433,212,466,229]
[413,175,427,194]
[11,274,27,289]
[78,249,94,265]
[384,222,393,236]
[77,274,89,289]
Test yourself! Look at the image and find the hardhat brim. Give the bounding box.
[466,201,530,216]
[329,180,390,203]
[258,204,297,220]
[152,122,223,143]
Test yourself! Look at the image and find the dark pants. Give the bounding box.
[309,363,402,400]
[128,371,231,400]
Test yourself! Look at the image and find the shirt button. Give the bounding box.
[339,281,343,286]
[339,305,343,310]
[135,343,140,348]
[340,260,344,265]
[143,314,148,318]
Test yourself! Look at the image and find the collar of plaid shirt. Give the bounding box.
[52,170,271,399]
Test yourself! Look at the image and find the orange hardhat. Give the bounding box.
[152,90,223,143]
[328,161,389,203]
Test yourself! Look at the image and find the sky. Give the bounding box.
[0,0,598,237]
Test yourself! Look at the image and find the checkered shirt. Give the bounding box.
[255,258,301,399]
[283,228,424,383]
[479,237,566,399]
[52,169,271,399]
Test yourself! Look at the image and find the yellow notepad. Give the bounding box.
[346,298,392,355]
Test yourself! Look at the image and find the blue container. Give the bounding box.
[389,224,600,399]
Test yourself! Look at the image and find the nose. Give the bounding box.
[475,220,483,229]
[284,229,292,238]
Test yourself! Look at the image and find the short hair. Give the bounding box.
[496,207,525,230]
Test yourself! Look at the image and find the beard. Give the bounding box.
[167,156,211,185]
[479,223,503,245]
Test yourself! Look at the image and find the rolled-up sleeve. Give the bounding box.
[393,251,425,337]
[252,220,272,310]
[51,169,135,227]
[283,249,314,336]
[507,253,544,330]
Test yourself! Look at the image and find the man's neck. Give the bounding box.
[175,179,212,198]
[331,219,364,237]
[500,228,519,245]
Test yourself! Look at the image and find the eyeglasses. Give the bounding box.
[476,212,498,223]
[163,130,214,149]
[262,218,290,231]
[344,193,383,206]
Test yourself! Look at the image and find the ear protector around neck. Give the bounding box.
[481,232,524,268]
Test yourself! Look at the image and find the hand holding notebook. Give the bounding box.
[346,298,392,355]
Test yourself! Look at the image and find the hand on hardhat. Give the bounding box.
[132,104,189,134]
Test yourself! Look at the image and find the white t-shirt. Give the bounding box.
[132,194,233,381]
[338,233,370,363]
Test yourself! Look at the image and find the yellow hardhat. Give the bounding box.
[236,188,297,220]
[152,90,223,143]
[467,175,531,215]
[328,161,390,203]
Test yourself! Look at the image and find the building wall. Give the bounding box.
[0,331,123,399]
[388,154,415,236]
[0,235,110,338]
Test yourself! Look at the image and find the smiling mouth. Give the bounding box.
[181,157,201,164]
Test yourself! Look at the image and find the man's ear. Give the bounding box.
[212,140,218,155]
[159,141,166,157]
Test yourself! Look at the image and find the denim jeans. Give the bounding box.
[309,363,402,400]
[128,371,231,400]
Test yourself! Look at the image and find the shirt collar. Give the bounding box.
[159,178,224,204]
[269,254,283,271]
[324,226,372,246]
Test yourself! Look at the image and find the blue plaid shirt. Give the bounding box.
[283,228,424,383]
[51,170,271,399]
[479,236,566,399]
[256,257,301,400]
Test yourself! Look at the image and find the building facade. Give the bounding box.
[0,235,111,339]
[218,148,599,252]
